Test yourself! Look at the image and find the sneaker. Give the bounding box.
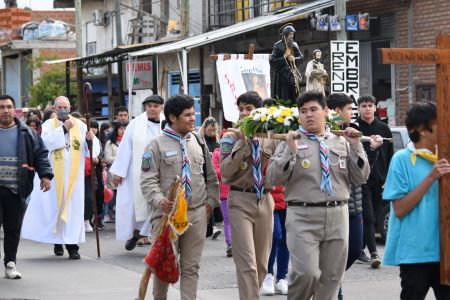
[85,220,93,233]
[5,262,21,279]
[211,226,222,240]
[370,252,381,269]
[103,214,112,223]
[226,245,232,257]
[274,278,288,295]
[356,252,371,264]
[261,273,275,295]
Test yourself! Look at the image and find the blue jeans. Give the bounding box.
[268,209,289,280]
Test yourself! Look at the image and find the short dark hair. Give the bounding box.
[297,91,327,108]
[90,120,99,129]
[164,94,195,125]
[115,106,128,115]
[71,112,82,118]
[326,93,353,110]
[0,95,16,107]
[357,95,376,106]
[405,101,436,143]
[262,98,277,107]
[237,91,262,108]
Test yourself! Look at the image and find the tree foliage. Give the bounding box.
[28,56,77,108]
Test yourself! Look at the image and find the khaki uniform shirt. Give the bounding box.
[266,131,370,203]
[220,132,277,189]
[141,132,219,222]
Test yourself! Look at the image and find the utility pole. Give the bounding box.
[75,0,83,111]
[114,0,123,46]
[181,0,189,38]
[335,0,347,41]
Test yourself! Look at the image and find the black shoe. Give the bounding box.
[356,252,371,264]
[370,252,381,269]
[68,250,80,260]
[226,245,232,257]
[54,244,64,256]
[125,236,139,251]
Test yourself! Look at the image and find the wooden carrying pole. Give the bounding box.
[379,34,450,285]
[138,176,181,300]
[226,128,363,140]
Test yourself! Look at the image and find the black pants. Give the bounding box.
[361,184,382,254]
[0,187,25,267]
[400,263,450,300]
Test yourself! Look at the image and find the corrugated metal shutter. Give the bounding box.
[359,41,372,96]
[350,15,394,41]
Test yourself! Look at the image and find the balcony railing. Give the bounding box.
[208,0,296,29]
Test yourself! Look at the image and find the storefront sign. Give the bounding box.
[216,54,270,122]
[330,40,360,100]
[125,61,153,90]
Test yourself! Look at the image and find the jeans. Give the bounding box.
[220,198,231,246]
[268,209,289,280]
[0,187,25,267]
[347,213,363,270]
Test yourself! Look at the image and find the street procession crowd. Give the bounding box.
[1,25,450,300]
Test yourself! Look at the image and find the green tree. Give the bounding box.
[28,56,77,108]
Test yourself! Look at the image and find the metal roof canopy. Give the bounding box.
[128,0,334,57]
[127,0,335,94]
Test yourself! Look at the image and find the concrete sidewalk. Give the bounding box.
[0,239,179,300]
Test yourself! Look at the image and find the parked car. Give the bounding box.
[375,126,409,242]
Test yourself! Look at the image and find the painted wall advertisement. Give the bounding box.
[330,40,360,101]
[216,54,270,122]
[125,60,153,90]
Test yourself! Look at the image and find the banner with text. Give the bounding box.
[216,54,270,123]
[330,40,360,102]
[125,60,153,90]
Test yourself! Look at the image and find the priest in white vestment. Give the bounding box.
[21,96,99,259]
[109,95,164,251]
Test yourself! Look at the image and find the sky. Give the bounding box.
[0,0,55,10]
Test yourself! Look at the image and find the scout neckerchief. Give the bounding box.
[299,125,333,194]
[407,142,438,166]
[162,125,192,200]
[51,116,82,225]
[252,138,264,200]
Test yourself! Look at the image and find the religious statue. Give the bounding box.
[305,49,328,95]
[270,24,304,104]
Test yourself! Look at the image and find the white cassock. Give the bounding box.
[21,118,100,244]
[110,112,161,241]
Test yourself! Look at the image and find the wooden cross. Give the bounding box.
[379,33,450,285]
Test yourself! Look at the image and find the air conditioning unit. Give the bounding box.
[92,10,109,26]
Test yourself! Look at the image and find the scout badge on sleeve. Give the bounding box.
[220,137,234,157]
[141,152,152,172]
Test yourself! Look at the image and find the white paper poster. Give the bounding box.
[216,54,271,122]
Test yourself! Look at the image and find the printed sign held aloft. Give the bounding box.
[330,40,359,101]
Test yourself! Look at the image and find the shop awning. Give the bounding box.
[128,0,335,57]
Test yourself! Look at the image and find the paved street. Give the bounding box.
[0,223,433,300]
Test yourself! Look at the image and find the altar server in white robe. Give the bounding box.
[21,96,99,260]
[110,95,164,251]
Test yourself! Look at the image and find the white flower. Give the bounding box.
[252,113,261,121]
[291,107,299,118]
[283,117,292,127]
[272,109,281,118]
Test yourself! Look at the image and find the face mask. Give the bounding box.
[56,108,70,121]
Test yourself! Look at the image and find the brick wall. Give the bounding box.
[347,0,450,124]
[0,8,31,29]
[31,10,75,25]
[39,48,77,74]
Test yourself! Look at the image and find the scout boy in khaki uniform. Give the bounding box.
[141,94,219,300]
[220,91,277,300]
[266,91,370,300]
